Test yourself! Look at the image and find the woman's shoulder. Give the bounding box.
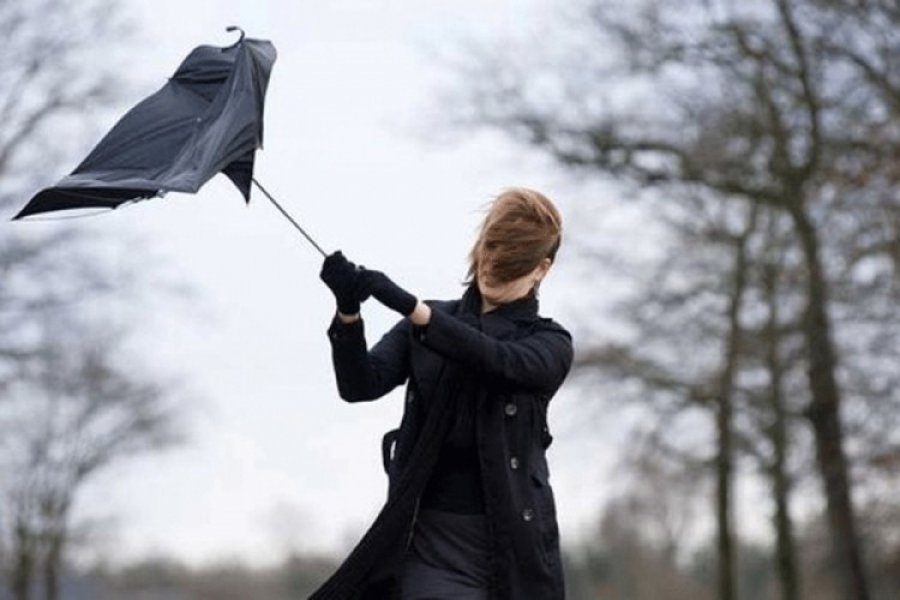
[422,297,570,329]
[534,315,572,338]
[537,315,568,330]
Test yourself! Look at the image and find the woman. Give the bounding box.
[314,188,573,600]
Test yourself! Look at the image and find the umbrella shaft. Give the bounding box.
[252,178,327,257]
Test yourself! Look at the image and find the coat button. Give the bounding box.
[504,403,518,416]
[406,389,414,404]
[510,457,519,470]
[522,508,535,522]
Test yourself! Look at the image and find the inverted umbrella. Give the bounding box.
[13,27,325,256]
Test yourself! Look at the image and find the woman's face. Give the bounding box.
[477,258,551,309]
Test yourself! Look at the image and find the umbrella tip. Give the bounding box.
[225,26,245,47]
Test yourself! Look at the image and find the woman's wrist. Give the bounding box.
[337,311,361,324]
[408,301,431,326]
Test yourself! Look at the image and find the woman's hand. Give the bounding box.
[319,251,362,318]
[358,269,430,325]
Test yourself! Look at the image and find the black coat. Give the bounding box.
[309,284,573,600]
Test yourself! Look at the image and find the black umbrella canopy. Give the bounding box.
[14,30,277,220]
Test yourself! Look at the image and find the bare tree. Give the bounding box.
[0,0,135,386]
[1,321,181,600]
[449,1,900,597]
[755,209,803,600]
[572,445,712,600]
[576,195,773,600]
[713,203,760,600]
[0,2,188,599]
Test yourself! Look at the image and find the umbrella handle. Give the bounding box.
[225,26,246,48]
[252,178,328,258]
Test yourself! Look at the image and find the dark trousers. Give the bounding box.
[399,508,492,600]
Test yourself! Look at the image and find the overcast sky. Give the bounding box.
[59,0,629,568]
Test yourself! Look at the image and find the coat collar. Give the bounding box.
[458,283,539,323]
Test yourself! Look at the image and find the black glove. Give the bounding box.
[357,268,418,316]
[320,251,362,314]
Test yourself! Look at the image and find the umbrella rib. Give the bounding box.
[251,178,327,257]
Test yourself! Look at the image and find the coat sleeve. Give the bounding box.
[416,309,573,393]
[326,315,410,402]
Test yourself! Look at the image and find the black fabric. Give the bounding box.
[419,384,485,515]
[313,325,460,600]
[313,284,573,600]
[400,509,492,599]
[15,36,276,219]
[320,251,362,315]
[400,557,489,600]
[357,269,418,316]
[420,301,485,515]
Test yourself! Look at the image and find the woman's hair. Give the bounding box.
[466,187,562,287]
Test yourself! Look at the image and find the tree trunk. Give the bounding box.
[11,520,34,600]
[789,205,871,600]
[716,347,737,600]
[715,205,758,600]
[761,230,800,600]
[43,531,64,600]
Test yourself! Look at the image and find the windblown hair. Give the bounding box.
[466,187,562,287]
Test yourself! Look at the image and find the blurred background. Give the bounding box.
[0,0,898,599]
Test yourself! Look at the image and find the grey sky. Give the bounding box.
[67,0,619,567]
